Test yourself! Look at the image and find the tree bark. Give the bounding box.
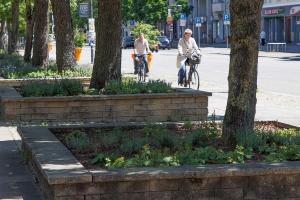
[90,0,122,90]
[8,0,19,54]
[51,0,76,72]
[24,0,34,62]
[32,0,49,68]
[0,19,6,50]
[222,0,264,143]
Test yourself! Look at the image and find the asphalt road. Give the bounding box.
[49,45,300,126]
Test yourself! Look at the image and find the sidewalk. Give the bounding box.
[0,127,43,200]
[201,43,300,54]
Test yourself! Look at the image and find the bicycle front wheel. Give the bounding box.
[188,70,200,90]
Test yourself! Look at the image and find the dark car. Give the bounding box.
[122,36,135,48]
[157,36,171,50]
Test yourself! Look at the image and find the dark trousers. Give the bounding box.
[134,55,148,73]
[261,38,266,46]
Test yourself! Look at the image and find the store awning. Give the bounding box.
[263,2,300,9]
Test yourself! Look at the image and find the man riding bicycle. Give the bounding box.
[133,33,151,74]
[176,29,201,86]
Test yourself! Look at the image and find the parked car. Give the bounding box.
[122,36,135,48]
[157,36,171,50]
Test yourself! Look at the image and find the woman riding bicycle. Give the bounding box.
[177,29,201,86]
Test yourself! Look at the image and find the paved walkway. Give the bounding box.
[0,127,43,200]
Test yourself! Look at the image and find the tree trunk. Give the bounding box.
[0,19,6,50]
[90,0,122,90]
[222,0,264,143]
[32,0,49,68]
[8,0,19,54]
[24,0,34,62]
[51,0,76,72]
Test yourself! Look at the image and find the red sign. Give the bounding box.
[290,6,300,15]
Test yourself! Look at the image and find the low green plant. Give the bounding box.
[74,31,86,48]
[101,78,173,95]
[267,129,300,146]
[20,79,84,97]
[65,130,89,152]
[0,52,91,79]
[143,123,167,136]
[120,138,148,155]
[101,128,124,149]
[234,130,267,150]
[182,121,193,130]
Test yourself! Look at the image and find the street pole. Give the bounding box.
[198,26,201,47]
[90,0,94,64]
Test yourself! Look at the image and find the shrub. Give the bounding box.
[267,129,300,146]
[74,31,86,48]
[20,79,84,97]
[234,130,267,150]
[101,78,173,95]
[0,53,91,79]
[131,23,160,48]
[65,130,89,152]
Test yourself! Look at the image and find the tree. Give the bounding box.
[131,22,160,47]
[32,0,49,68]
[222,0,264,143]
[24,0,34,62]
[51,0,76,72]
[8,0,19,54]
[0,0,10,51]
[90,0,122,90]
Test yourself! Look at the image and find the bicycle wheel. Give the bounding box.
[188,70,200,90]
[138,63,145,82]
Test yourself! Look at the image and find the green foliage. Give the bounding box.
[234,130,267,150]
[120,137,148,155]
[101,128,124,149]
[20,79,84,97]
[0,53,91,79]
[267,129,300,146]
[121,0,190,22]
[65,130,89,152]
[131,22,160,47]
[143,124,166,136]
[74,31,86,47]
[101,78,173,95]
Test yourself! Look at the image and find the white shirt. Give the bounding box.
[134,39,149,55]
[260,31,266,39]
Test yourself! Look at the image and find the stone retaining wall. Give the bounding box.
[19,127,300,200]
[1,87,211,123]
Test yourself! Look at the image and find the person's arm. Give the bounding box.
[178,39,183,56]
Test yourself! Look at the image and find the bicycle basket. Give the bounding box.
[189,52,202,65]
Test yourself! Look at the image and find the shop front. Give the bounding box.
[262,4,300,44]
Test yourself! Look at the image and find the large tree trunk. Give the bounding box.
[0,19,6,50]
[32,0,49,68]
[8,0,19,54]
[51,0,76,72]
[24,0,34,62]
[90,0,122,90]
[222,0,264,143]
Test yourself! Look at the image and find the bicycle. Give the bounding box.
[179,50,201,90]
[134,54,149,82]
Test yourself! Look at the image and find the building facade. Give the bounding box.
[262,0,300,43]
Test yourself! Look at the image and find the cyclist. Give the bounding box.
[176,29,201,86]
[133,33,151,74]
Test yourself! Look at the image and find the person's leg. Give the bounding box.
[178,59,186,85]
[142,55,148,73]
[134,58,138,74]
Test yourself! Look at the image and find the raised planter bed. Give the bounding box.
[0,86,211,123]
[0,77,91,87]
[19,125,300,200]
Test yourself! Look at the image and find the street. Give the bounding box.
[48,45,300,126]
